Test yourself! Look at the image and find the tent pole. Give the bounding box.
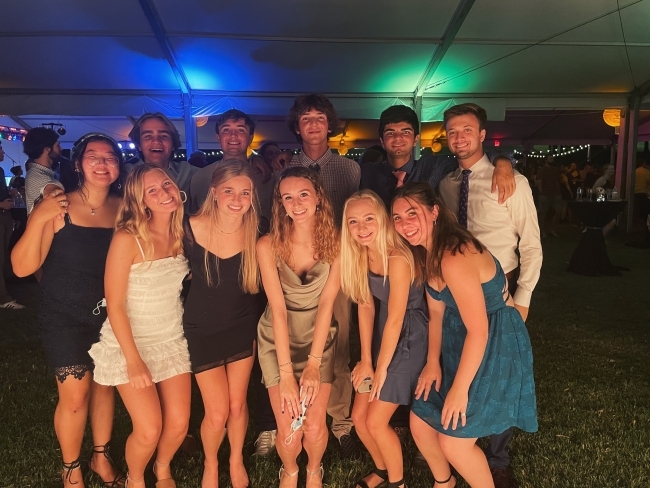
[625,95,641,232]
[414,95,423,159]
[183,94,197,158]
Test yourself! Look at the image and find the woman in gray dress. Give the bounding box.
[341,190,430,488]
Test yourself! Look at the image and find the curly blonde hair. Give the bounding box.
[195,159,260,294]
[270,166,339,265]
[340,190,416,304]
[115,164,184,260]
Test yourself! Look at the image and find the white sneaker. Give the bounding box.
[0,300,25,310]
[254,429,277,457]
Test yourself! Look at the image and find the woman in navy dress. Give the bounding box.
[340,190,428,488]
[391,183,537,488]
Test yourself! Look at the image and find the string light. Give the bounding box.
[514,145,590,158]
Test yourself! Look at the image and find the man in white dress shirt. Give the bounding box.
[438,103,542,488]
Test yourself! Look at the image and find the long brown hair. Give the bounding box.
[115,164,184,260]
[195,159,260,294]
[270,166,339,265]
[392,182,484,280]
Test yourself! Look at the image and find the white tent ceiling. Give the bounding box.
[1,0,650,154]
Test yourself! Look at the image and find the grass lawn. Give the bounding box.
[1,226,649,487]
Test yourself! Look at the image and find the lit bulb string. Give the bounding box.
[513,145,590,158]
[424,0,643,92]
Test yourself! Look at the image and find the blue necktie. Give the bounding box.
[458,169,471,228]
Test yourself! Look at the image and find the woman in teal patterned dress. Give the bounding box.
[391,183,537,488]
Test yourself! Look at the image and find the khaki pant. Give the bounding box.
[327,290,353,439]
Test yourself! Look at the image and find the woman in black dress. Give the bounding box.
[182,160,263,488]
[12,133,125,488]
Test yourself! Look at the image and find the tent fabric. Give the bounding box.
[2,0,649,119]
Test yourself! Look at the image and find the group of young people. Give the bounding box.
[10,94,542,488]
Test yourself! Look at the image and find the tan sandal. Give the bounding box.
[154,462,177,488]
[306,464,324,488]
[279,465,299,487]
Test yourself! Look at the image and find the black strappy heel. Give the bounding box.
[386,478,406,488]
[62,458,82,486]
[355,467,388,488]
[433,473,455,485]
[90,443,126,487]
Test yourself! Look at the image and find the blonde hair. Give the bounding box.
[196,159,260,294]
[115,164,184,260]
[270,166,339,265]
[340,190,416,304]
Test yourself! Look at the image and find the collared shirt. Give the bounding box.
[126,158,198,214]
[287,150,360,225]
[361,154,458,209]
[439,154,542,307]
[634,166,650,196]
[25,163,64,214]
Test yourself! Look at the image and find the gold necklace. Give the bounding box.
[216,224,243,235]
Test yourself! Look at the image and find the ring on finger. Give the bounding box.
[460,412,466,416]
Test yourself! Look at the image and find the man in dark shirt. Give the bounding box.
[361,105,514,208]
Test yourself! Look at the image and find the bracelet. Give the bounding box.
[278,360,293,368]
[308,354,323,363]
[279,367,293,374]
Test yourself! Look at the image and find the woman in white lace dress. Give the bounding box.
[89,164,191,488]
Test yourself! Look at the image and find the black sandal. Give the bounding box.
[90,443,127,488]
[356,468,388,488]
[387,478,406,488]
[433,473,455,485]
[62,458,82,486]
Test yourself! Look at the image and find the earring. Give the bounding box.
[77,172,82,187]
[180,190,187,203]
[117,183,122,190]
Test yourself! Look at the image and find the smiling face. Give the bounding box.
[142,169,181,215]
[445,113,485,163]
[217,118,253,159]
[211,174,253,218]
[345,198,380,248]
[78,140,120,188]
[279,176,319,223]
[139,118,175,168]
[296,109,330,146]
[392,197,438,249]
[380,122,419,163]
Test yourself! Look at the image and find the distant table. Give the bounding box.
[566,200,627,276]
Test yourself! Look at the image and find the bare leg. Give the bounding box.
[89,382,121,483]
[225,356,255,488]
[366,400,401,484]
[302,384,332,488]
[154,373,191,482]
[116,383,163,488]
[410,412,455,487]
[54,372,92,488]
[439,435,493,488]
[195,367,230,488]
[351,392,386,488]
[268,386,302,488]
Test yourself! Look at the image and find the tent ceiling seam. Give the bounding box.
[137,0,191,96]
[414,0,476,98]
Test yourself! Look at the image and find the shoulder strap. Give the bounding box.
[134,236,146,260]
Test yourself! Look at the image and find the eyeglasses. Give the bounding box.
[83,155,120,168]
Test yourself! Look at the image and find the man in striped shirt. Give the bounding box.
[23,127,64,214]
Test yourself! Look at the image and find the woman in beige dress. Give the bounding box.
[257,166,340,488]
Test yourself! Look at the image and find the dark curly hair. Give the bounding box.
[286,94,339,143]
